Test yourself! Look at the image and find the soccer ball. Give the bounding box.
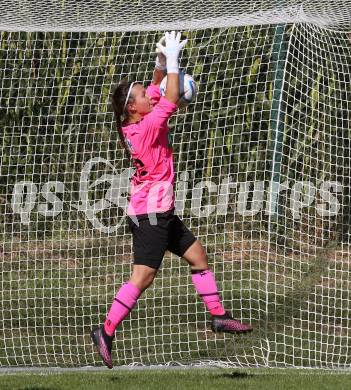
[160,72,197,107]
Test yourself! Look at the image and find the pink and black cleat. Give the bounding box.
[211,311,253,334]
[91,325,114,369]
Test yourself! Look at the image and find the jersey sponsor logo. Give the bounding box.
[126,138,134,152]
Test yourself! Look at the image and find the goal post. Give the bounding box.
[0,1,350,369]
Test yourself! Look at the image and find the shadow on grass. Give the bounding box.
[108,376,122,382]
[215,371,256,379]
[108,374,139,383]
[20,387,60,390]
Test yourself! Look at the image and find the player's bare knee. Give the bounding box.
[139,276,155,291]
[145,271,156,286]
[131,267,157,291]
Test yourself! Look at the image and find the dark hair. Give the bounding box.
[111,80,136,158]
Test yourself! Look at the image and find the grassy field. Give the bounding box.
[0,368,351,390]
[0,234,350,369]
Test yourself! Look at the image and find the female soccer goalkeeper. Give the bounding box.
[91,31,253,369]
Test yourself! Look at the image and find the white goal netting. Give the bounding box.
[1,1,351,31]
[0,1,350,369]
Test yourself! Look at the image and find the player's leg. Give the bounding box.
[168,216,253,334]
[91,265,157,369]
[182,240,253,334]
[91,214,167,368]
[129,264,158,291]
[181,239,209,271]
[167,218,225,315]
[181,239,227,316]
[104,264,157,336]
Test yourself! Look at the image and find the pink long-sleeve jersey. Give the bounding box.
[122,83,178,216]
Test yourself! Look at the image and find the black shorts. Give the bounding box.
[127,209,197,269]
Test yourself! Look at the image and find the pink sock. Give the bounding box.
[104,282,141,336]
[191,269,226,316]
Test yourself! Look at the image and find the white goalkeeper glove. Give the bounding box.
[156,31,187,74]
[155,36,167,71]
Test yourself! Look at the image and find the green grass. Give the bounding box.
[0,368,351,390]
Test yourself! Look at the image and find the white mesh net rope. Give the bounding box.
[0,1,351,369]
[0,1,350,32]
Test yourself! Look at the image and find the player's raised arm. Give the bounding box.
[156,31,187,104]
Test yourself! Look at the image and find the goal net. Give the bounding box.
[0,1,350,369]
